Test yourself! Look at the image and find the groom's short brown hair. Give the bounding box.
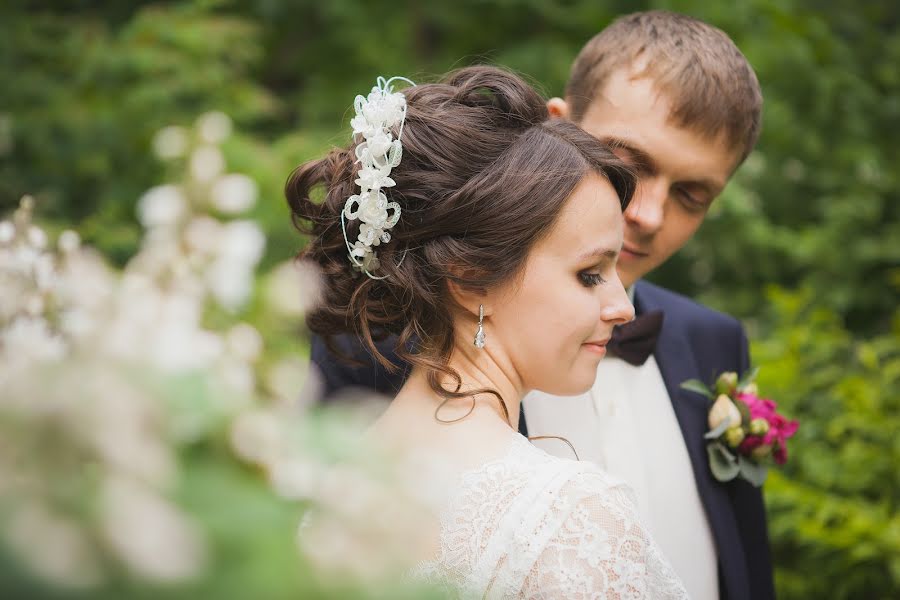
[566,11,763,163]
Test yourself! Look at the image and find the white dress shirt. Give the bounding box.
[523,352,720,600]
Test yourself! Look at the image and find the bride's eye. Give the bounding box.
[579,272,605,287]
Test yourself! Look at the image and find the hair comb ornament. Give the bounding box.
[341,76,415,280]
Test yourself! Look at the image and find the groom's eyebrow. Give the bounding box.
[602,136,724,195]
[601,137,657,174]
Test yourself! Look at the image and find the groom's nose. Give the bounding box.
[624,176,667,235]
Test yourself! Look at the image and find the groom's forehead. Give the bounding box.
[583,71,739,159]
[586,67,690,127]
[564,13,762,164]
[579,70,678,136]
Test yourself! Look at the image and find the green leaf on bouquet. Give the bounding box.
[704,419,732,440]
[737,366,760,390]
[681,379,714,399]
[707,442,740,482]
[738,455,769,487]
[734,397,752,425]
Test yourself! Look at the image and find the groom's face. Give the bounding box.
[561,67,739,288]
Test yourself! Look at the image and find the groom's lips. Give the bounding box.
[621,243,649,260]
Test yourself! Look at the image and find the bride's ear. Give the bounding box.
[446,279,491,321]
[546,97,570,120]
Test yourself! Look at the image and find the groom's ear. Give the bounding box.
[546,97,570,120]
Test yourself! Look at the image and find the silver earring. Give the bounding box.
[474,304,486,349]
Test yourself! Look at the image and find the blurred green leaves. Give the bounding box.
[0,2,276,263]
[755,288,900,598]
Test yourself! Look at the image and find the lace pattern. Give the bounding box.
[410,434,689,599]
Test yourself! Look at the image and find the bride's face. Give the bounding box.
[489,173,635,395]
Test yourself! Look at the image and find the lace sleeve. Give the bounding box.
[511,473,689,600]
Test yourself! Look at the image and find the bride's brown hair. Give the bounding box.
[287,66,634,420]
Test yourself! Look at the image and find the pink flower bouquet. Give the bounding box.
[681,369,798,486]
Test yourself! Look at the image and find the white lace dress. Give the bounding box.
[410,433,690,599]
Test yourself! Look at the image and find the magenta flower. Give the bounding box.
[737,392,799,465]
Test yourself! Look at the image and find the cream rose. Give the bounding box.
[708,394,742,431]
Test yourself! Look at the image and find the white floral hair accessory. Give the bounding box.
[341,76,415,279]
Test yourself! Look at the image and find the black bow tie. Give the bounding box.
[607,310,664,366]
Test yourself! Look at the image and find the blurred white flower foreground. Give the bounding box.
[0,113,326,591]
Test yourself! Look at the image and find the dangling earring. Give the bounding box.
[474,304,486,349]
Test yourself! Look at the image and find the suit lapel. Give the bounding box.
[634,282,751,600]
[517,405,529,437]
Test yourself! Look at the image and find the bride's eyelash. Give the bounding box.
[579,272,605,287]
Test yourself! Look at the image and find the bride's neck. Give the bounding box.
[397,343,524,430]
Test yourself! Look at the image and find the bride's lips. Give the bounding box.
[582,338,611,356]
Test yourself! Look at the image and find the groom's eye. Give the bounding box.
[578,272,605,287]
[607,143,654,176]
[675,187,706,212]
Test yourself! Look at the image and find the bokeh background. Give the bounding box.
[1,0,898,598]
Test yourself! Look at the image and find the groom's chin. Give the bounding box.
[616,258,645,289]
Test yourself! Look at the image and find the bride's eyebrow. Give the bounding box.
[576,247,619,262]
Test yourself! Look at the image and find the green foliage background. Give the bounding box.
[1,0,898,597]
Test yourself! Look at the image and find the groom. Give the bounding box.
[311,11,773,600]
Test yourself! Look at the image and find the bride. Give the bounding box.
[287,65,689,599]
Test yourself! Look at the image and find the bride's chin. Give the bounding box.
[536,371,597,398]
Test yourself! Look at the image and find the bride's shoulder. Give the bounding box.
[415,435,684,598]
[451,433,636,515]
[504,434,632,490]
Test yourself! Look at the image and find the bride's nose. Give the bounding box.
[599,282,635,325]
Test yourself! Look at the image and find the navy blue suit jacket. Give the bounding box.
[310,279,775,600]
